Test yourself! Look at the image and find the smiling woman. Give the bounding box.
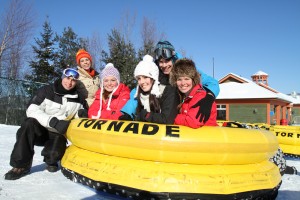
[131,55,179,124]
[170,58,218,128]
[88,63,130,120]
[75,49,101,107]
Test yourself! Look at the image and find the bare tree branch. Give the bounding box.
[86,31,103,72]
[0,0,36,78]
[141,17,157,46]
[116,10,136,43]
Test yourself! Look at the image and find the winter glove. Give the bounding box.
[119,111,134,121]
[191,92,215,123]
[138,109,150,121]
[78,109,88,118]
[49,117,70,135]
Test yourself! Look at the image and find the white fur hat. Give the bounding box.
[134,55,161,98]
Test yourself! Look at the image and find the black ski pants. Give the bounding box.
[9,117,67,168]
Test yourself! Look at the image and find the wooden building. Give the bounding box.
[216,71,299,125]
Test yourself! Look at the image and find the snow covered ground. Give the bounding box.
[0,124,300,200]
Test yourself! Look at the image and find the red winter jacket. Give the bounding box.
[88,83,130,120]
[174,84,218,128]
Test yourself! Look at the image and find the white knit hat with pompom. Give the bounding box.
[134,55,161,98]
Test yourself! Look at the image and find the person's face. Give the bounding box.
[62,77,77,90]
[103,76,118,92]
[79,57,91,70]
[176,76,193,94]
[158,58,173,75]
[137,75,154,92]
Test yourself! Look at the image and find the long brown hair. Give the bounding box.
[136,81,161,113]
[102,89,112,101]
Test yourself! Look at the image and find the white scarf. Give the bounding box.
[140,93,150,112]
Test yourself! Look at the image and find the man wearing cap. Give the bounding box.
[4,68,88,180]
[120,40,220,124]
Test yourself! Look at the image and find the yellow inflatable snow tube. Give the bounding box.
[269,125,300,156]
[65,118,278,165]
[62,145,280,195]
[61,118,281,198]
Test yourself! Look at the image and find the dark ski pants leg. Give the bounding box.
[41,132,67,165]
[10,118,49,168]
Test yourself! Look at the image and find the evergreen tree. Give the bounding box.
[55,27,87,72]
[26,19,58,84]
[25,19,58,96]
[101,29,138,89]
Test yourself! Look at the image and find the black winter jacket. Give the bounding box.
[136,85,179,124]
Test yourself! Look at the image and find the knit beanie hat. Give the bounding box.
[91,63,120,119]
[155,40,175,51]
[154,40,177,63]
[134,55,161,98]
[100,63,120,84]
[76,49,92,65]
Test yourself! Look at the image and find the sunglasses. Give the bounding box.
[154,48,175,60]
[63,68,79,80]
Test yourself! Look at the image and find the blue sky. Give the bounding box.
[3,0,300,94]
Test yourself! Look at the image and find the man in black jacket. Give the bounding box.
[4,68,88,180]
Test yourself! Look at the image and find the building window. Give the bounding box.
[217,104,226,120]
